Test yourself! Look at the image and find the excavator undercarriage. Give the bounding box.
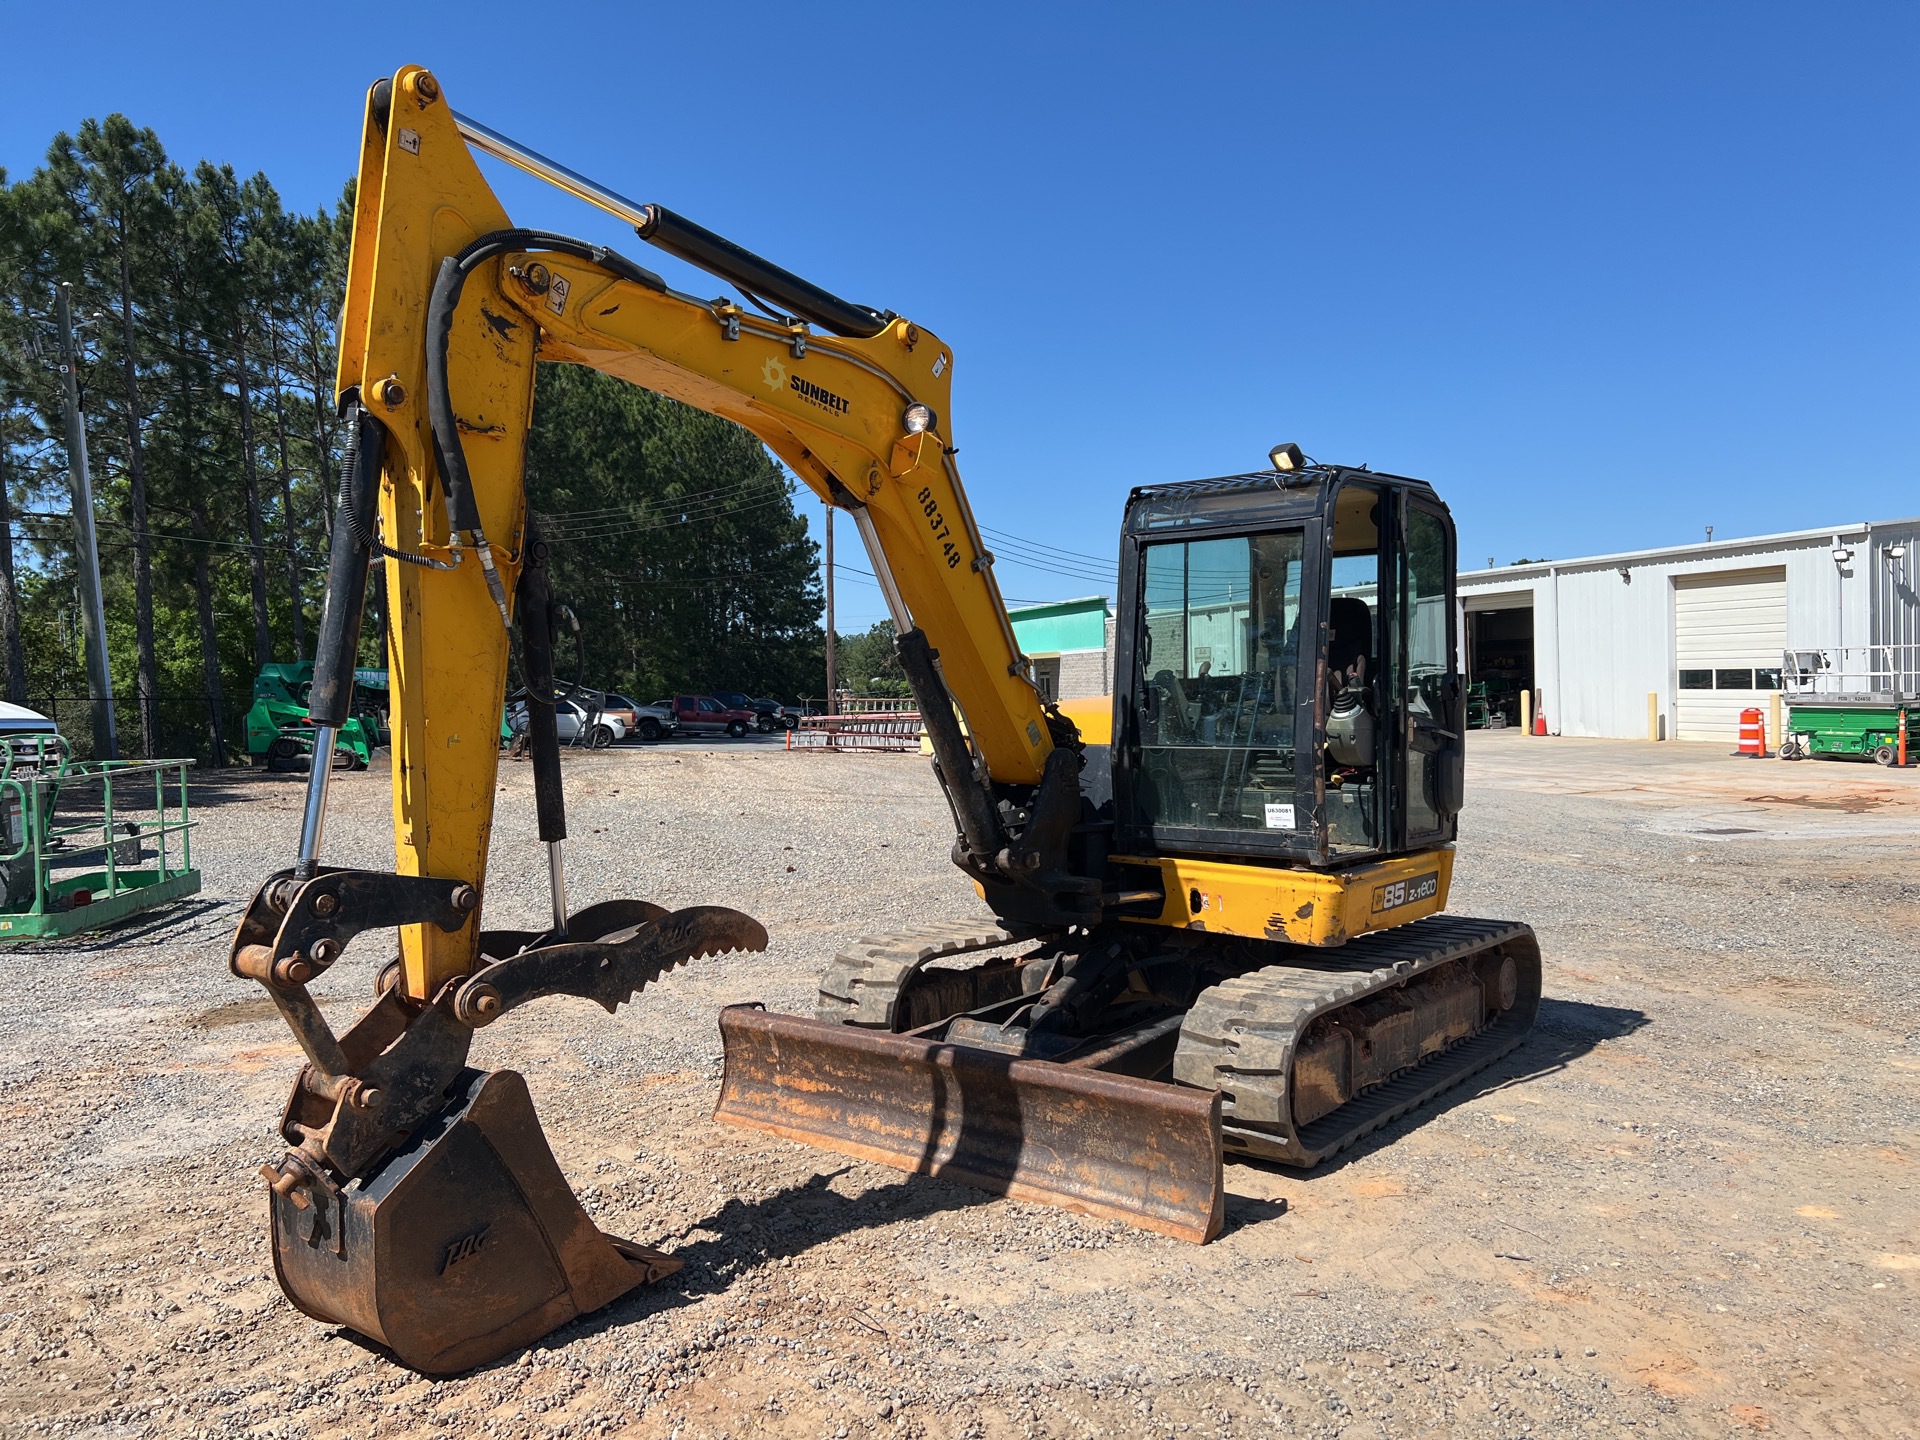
[716,914,1539,1243]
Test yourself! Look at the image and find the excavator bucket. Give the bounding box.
[237,874,766,1376]
[714,1006,1225,1243]
[269,1067,678,1377]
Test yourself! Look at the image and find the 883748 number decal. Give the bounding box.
[917,486,962,569]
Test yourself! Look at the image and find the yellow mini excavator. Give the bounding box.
[229,66,1539,1374]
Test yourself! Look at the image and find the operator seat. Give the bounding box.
[1328,597,1374,686]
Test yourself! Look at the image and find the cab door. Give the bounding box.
[1395,495,1463,847]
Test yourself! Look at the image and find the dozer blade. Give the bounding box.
[270,1067,677,1377]
[714,1006,1225,1243]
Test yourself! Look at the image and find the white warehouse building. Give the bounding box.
[1457,518,1920,742]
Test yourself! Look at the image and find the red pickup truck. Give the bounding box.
[659,695,758,738]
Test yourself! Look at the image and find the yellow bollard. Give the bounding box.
[1520,689,1532,736]
[1647,692,1659,743]
[1769,692,1782,758]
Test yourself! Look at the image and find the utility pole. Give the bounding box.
[823,500,837,715]
[56,283,118,760]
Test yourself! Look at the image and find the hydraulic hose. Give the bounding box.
[425,229,665,624]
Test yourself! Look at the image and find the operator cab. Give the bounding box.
[1111,459,1463,868]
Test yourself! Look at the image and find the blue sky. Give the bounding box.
[5,2,1913,629]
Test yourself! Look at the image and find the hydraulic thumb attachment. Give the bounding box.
[229,867,766,1374]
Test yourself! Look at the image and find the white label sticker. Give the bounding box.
[932,353,948,378]
[398,128,420,156]
[547,274,570,316]
[1263,802,1296,829]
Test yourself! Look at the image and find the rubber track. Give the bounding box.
[815,921,1047,1026]
[1173,914,1542,1167]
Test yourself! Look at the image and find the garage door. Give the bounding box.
[1674,568,1786,741]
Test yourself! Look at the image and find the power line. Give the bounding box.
[981,525,1113,567]
[541,492,793,542]
[11,513,278,554]
[536,472,781,522]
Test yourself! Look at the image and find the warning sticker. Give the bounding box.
[1263,802,1295,829]
[547,275,570,317]
[398,128,420,156]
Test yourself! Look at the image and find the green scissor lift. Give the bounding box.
[1780,646,1917,766]
[0,735,201,940]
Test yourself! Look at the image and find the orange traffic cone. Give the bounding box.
[1532,705,1547,736]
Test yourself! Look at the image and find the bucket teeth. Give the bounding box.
[457,904,768,1025]
[477,897,670,961]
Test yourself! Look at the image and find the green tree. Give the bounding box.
[194,161,277,674]
[38,116,169,755]
[145,161,240,761]
[835,621,907,698]
[525,364,823,702]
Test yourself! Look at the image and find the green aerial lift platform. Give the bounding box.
[1779,646,1917,765]
[0,735,200,940]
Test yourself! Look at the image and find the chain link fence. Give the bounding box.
[23,693,252,767]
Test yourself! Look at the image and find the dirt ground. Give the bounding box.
[1,730,1916,1439]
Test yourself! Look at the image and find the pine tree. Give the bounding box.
[194,162,275,674]
[40,116,169,754]
[524,364,824,704]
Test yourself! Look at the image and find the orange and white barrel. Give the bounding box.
[1737,707,1766,758]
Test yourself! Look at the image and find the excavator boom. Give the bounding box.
[227,64,1144,1373]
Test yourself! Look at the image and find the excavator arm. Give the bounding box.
[332,65,1082,1002]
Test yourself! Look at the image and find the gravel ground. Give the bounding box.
[1,731,1916,1439]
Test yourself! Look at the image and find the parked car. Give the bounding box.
[752,698,800,731]
[656,695,758,739]
[0,702,58,740]
[508,697,626,748]
[709,690,792,733]
[578,690,677,743]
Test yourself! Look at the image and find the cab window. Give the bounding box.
[1134,530,1304,835]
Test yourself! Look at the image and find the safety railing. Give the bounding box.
[1782,645,1920,703]
[0,735,201,940]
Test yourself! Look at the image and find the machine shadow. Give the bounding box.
[338,998,1652,1373]
[554,1167,993,1344]
[11,897,230,952]
[328,1166,992,1373]
[1229,996,1651,1182]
